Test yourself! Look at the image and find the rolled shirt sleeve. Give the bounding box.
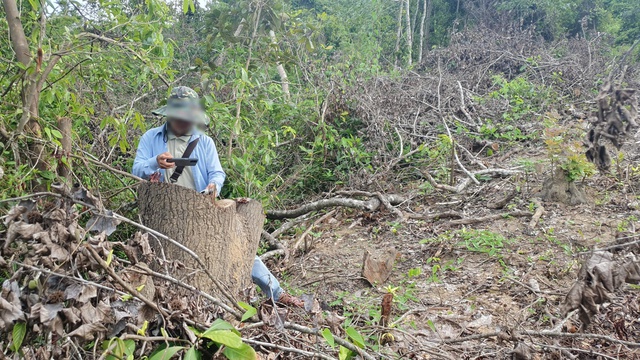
[205,137,226,194]
[132,132,160,179]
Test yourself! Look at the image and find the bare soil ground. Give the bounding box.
[272,169,640,359]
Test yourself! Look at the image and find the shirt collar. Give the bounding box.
[167,130,192,141]
[154,123,200,139]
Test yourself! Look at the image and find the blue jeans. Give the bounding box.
[251,256,283,301]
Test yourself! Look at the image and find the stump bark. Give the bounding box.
[540,170,588,205]
[137,182,264,298]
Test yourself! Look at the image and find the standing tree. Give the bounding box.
[1,0,175,195]
[405,0,412,66]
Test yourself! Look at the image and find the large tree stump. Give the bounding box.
[137,182,264,298]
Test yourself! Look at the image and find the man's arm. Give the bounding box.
[204,138,226,195]
[132,132,161,179]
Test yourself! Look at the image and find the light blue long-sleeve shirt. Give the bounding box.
[132,124,226,193]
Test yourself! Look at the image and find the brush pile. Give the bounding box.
[0,192,354,360]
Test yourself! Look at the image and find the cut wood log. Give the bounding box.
[137,182,264,298]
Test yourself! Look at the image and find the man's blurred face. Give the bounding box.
[168,118,194,136]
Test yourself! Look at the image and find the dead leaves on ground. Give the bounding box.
[0,196,160,358]
[562,250,640,330]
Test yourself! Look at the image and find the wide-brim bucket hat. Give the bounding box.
[152,86,210,125]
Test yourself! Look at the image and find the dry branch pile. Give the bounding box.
[0,195,213,358]
[0,192,369,360]
[563,250,640,331]
[332,27,639,189]
[585,82,639,171]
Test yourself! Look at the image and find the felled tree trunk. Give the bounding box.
[137,182,264,298]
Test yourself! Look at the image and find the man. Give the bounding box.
[132,86,302,307]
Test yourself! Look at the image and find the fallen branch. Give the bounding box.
[447,210,531,225]
[405,210,462,221]
[259,248,286,262]
[120,334,190,343]
[422,168,523,193]
[270,214,313,238]
[442,117,479,185]
[242,338,336,360]
[85,244,169,318]
[0,191,61,204]
[390,308,429,327]
[260,230,288,261]
[527,198,545,230]
[440,329,640,348]
[130,263,242,319]
[293,210,336,251]
[440,331,502,344]
[586,233,640,252]
[12,261,126,295]
[531,342,618,360]
[266,194,406,219]
[70,153,144,182]
[521,330,640,348]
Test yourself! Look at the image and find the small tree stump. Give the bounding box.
[138,182,264,298]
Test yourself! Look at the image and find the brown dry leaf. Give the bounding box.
[260,304,286,331]
[133,232,153,259]
[49,244,71,262]
[64,284,97,304]
[45,208,67,222]
[30,303,64,335]
[68,221,86,242]
[4,203,29,226]
[512,342,531,360]
[362,248,398,285]
[61,308,82,326]
[35,303,63,324]
[323,311,345,335]
[79,302,101,324]
[592,261,616,292]
[67,322,107,341]
[32,230,70,262]
[561,251,640,330]
[0,280,25,329]
[86,211,121,235]
[622,256,640,283]
[183,322,198,343]
[50,222,71,243]
[6,221,43,245]
[96,300,114,324]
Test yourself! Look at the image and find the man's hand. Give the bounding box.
[205,183,217,196]
[156,152,175,169]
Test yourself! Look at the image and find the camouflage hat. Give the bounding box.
[152,86,209,125]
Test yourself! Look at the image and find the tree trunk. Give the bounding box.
[57,117,72,181]
[405,0,412,66]
[3,0,31,66]
[137,182,264,298]
[394,0,403,65]
[421,0,433,61]
[268,30,290,101]
[418,0,431,63]
[411,0,420,42]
